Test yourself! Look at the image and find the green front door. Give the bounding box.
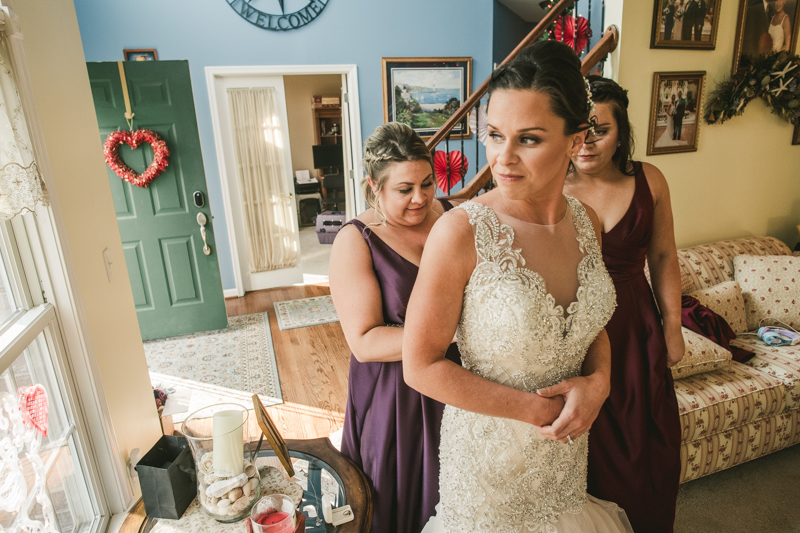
[88,60,228,341]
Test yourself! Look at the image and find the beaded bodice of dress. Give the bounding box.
[437,196,617,532]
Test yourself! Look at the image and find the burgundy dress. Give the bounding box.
[587,163,681,533]
[340,200,460,533]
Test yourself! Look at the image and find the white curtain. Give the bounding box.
[227,87,297,273]
[0,10,48,220]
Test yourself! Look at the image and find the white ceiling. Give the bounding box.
[496,0,547,23]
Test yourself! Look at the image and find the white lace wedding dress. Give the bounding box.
[423,197,633,533]
[656,106,686,147]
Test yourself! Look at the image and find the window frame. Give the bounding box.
[1,1,136,526]
[0,216,108,532]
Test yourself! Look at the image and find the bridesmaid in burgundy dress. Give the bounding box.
[329,123,459,533]
[564,77,683,532]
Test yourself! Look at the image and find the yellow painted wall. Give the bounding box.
[14,0,161,506]
[284,75,343,180]
[607,1,800,248]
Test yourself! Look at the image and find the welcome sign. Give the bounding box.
[227,0,329,31]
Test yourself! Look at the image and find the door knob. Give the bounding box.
[196,213,212,256]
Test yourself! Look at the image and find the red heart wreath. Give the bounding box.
[104,129,170,188]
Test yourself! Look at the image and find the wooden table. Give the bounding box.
[120,437,372,533]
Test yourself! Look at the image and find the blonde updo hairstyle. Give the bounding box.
[362,122,433,225]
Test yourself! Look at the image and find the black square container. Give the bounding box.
[135,435,197,519]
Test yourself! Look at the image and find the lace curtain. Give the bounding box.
[227,87,297,273]
[0,11,48,220]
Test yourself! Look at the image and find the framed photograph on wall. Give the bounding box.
[647,71,706,155]
[651,0,722,49]
[124,48,158,61]
[732,0,800,74]
[382,57,472,139]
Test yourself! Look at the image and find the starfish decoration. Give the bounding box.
[277,0,285,14]
[769,77,793,96]
[771,61,798,80]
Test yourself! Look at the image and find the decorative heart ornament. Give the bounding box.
[434,150,469,193]
[104,129,170,188]
[17,384,48,437]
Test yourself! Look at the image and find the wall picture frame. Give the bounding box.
[651,0,722,49]
[647,71,706,155]
[124,48,158,61]
[381,57,472,139]
[793,122,800,145]
[732,0,800,74]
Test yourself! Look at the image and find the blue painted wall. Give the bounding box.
[492,0,606,67]
[74,0,494,290]
[493,1,535,67]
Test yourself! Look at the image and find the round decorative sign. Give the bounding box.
[226,0,329,31]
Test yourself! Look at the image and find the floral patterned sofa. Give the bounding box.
[672,236,800,483]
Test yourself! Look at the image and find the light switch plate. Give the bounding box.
[102,248,113,282]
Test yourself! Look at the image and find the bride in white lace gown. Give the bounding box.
[656,96,686,147]
[404,41,634,533]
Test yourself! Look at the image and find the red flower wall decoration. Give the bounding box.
[434,150,468,193]
[554,16,590,54]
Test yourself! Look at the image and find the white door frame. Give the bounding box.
[206,64,363,298]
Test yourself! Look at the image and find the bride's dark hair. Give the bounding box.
[487,40,593,136]
[586,75,636,176]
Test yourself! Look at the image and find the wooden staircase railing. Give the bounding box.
[431,20,620,201]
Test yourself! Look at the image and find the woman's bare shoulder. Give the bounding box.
[640,161,671,198]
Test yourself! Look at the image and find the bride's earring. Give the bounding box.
[617,141,622,147]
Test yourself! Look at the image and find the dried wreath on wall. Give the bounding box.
[705,52,800,126]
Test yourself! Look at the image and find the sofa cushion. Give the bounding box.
[680,271,695,294]
[679,410,800,483]
[671,327,732,380]
[674,361,786,444]
[677,236,790,292]
[730,335,800,411]
[733,255,800,331]
[686,281,748,335]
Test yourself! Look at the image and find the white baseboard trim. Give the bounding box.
[223,289,240,299]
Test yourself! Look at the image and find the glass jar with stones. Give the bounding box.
[182,403,261,522]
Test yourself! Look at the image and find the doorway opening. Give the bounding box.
[207,65,363,296]
[284,74,344,285]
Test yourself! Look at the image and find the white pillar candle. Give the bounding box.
[213,410,244,477]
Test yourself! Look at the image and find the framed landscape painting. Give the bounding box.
[647,71,706,155]
[382,57,472,139]
[124,48,158,61]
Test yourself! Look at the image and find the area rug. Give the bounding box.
[143,312,282,421]
[273,295,339,330]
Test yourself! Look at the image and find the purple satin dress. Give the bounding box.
[587,163,681,532]
[340,200,461,533]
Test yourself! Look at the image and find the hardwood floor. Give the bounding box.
[225,283,350,441]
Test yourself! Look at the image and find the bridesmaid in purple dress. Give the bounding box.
[329,123,459,533]
[564,77,683,532]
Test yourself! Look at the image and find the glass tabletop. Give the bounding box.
[257,448,346,533]
[143,448,349,533]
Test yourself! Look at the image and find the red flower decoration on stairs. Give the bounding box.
[554,15,590,54]
[434,150,468,193]
[104,129,170,188]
